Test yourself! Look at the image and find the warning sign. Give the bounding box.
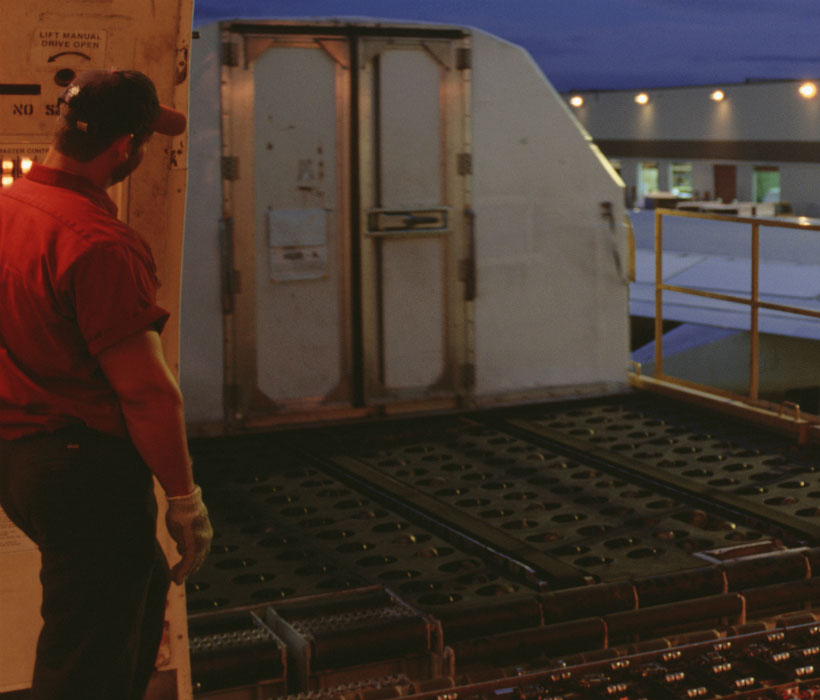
[0,27,109,136]
[32,28,108,66]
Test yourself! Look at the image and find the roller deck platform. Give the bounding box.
[186,390,820,698]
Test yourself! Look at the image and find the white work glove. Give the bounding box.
[165,485,213,585]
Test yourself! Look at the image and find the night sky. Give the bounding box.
[192,0,820,92]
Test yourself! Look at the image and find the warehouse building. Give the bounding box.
[563,79,820,217]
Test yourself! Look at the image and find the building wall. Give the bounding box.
[782,163,820,217]
[566,80,820,216]
[573,81,820,142]
[616,157,768,207]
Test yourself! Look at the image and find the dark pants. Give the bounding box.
[0,427,170,700]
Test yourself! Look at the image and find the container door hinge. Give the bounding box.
[459,258,476,301]
[461,363,476,389]
[460,208,477,301]
[456,47,471,70]
[221,41,239,67]
[219,217,241,312]
[222,156,239,181]
[457,153,472,176]
[226,383,240,413]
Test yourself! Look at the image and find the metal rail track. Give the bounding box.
[185,393,820,696]
[491,413,820,546]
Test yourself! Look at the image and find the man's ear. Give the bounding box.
[110,134,132,160]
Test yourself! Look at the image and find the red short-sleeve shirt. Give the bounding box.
[0,163,170,439]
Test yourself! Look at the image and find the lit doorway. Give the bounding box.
[669,162,693,199]
[637,161,658,206]
[754,166,780,203]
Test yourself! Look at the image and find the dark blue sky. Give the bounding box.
[192,0,820,92]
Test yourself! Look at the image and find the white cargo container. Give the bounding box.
[180,19,632,434]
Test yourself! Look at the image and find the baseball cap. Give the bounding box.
[58,69,186,138]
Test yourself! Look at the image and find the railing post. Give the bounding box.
[750,222,760,400]
[644,209,820,413]
[654,210,664,376]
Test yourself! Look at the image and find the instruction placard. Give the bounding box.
[32,28,108,66]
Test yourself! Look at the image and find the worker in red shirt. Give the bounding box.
[0,69,212,700]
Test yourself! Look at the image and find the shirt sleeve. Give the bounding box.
[69,242,171,356]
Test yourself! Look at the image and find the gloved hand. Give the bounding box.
[165,485,213,585]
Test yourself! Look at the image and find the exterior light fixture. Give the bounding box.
[20,158,33,174]
[634,92,649,105]
[799,82,818,99]
[569,95,584,108]
[710,89,725,101]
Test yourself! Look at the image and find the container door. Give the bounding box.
[222,32,354,424]
[358,37,472,408]
[222,27,471,425]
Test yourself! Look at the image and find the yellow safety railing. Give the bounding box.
[652,208,820,400]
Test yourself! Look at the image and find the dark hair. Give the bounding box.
[52,112,129,162]
[52,70,164,161]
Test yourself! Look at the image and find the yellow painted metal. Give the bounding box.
[645,208,820,441]
[654,210,664,375]
[750,222,760,400]
[629,372,819,446]
[624,214,636,282]
[655,206,820,232]
[659,284,757,306]
[658,284,820,321]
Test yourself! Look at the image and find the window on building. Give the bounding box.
[669,162,693,198]
[638,162,658,203]
[754,167,780,203]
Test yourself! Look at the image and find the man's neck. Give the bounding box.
[43,147,111,189]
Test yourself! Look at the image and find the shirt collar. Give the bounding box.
[25,162,118,217]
